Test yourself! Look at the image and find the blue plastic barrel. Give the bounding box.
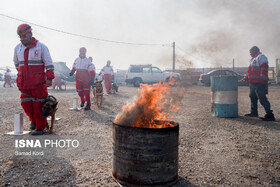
[211,76,238,118]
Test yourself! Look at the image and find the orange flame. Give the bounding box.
[114,79,183,128]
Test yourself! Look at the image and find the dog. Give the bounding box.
[109,82,118,94]
[42,95,58,133]
[92,79,103,107]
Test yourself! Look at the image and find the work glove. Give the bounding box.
[69,71,74,76]
[90,77,95,85]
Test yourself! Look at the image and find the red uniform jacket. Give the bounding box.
[245,53,268,84]
[13,38,55,89]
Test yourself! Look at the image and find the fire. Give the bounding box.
[114,79,183,128]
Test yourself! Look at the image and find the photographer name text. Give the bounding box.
[15,139,79,148]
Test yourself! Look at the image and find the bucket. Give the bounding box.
[112,121,179,187]
[211,75,238,118]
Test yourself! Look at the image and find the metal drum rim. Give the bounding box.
[112,120,179,130]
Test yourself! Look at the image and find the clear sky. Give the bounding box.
[0,0,279,72]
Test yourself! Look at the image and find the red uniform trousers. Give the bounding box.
[76,79,91,106]
[104,74,113,93]
[20,85,48,130]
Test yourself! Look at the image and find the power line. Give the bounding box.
[0,13,170,46]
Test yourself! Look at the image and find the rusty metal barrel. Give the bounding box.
[112,121,179,187]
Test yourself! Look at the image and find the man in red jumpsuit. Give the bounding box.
[4,68,12,88]
[100,60,114,94]
[13,24,55,135]
[69,47,95,110]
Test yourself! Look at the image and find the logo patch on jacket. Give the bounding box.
[34,50,39,56]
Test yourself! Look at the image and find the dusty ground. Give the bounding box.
[0,82,279,186]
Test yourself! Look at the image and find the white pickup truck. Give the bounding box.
[125,64,181,87]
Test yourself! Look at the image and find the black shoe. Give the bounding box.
[84,104,91,110]
[80,101,85,107]
[31,129,44,136]
[260,114,275,121]
[244,113,258,117]
[30,122,36,130]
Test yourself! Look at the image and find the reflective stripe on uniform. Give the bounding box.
[21,94,46,102]
[77,88,90,92]
[248,66,260,70]
[248,75,267,80]
[21,98,46,102]
[33,98,46,102]
[19,60,44,65]
[45,65,54,70]
[21,98,33,102]
[21,93,30,97]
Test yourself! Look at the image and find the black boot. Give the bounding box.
[244,113,258,117]
[84,104,91,110]
[30,122,36,130]
[260,114,275,121]
[31,129,44,136]
[80,101,85,107]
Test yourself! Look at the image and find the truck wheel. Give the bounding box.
[133,78,142,87]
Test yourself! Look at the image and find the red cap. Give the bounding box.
[17,24,32,36]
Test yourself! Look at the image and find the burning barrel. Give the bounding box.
[211,75,238,117]
[112,120,179,187]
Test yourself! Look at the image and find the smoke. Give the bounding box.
[2,0,279,69]
[188,29,238,67]
[176,54,195,70]
[183,0,280,67]
[155,49,173,70]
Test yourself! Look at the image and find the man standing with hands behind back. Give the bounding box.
[242,46,275,121]
[14,24,55,135]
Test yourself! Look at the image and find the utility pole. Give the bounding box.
[172,42,175,72]
[276,58,280,84]
[233,58,235,72]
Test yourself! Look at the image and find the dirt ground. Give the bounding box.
[0,82,279,186]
